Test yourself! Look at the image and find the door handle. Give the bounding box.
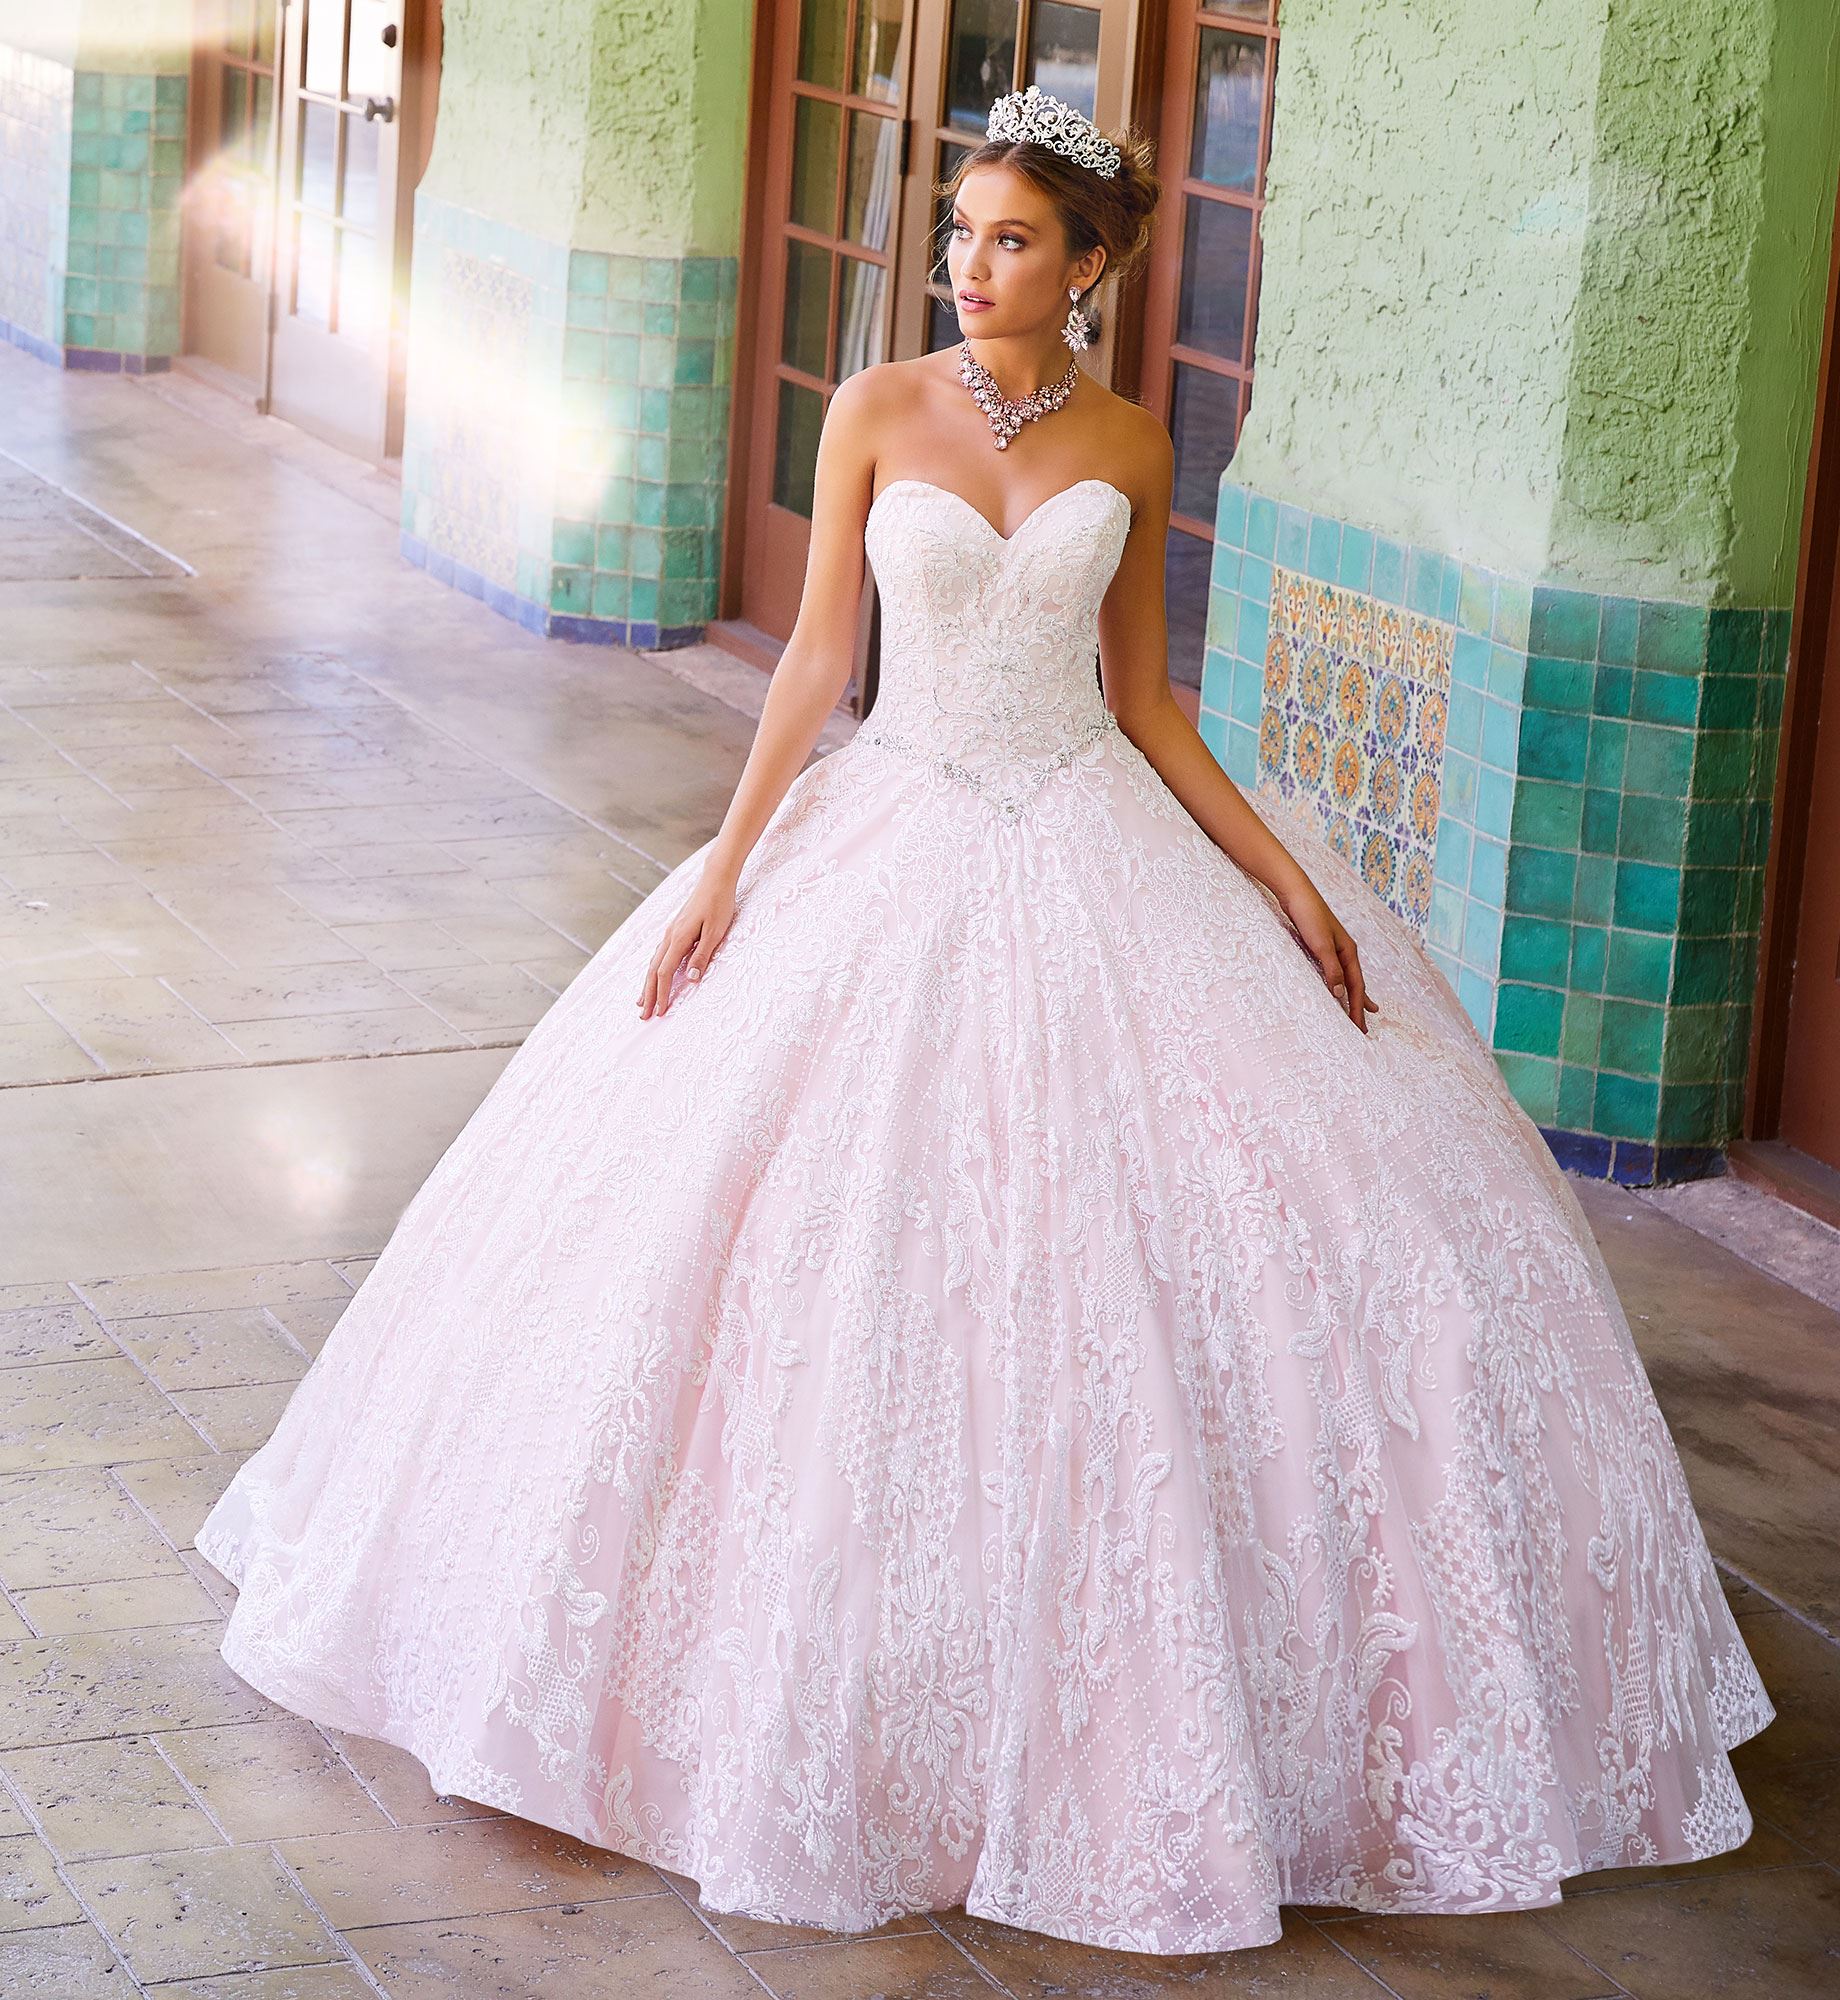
[358,94,396,122]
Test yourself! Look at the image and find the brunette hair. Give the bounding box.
[931,118,1162,304]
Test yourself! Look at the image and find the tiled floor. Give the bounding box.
[2,348,1838,1996]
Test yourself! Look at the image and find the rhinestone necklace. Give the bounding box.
[959,340,1081,450]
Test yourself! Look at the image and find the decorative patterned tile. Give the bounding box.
[1255,566,1453,931]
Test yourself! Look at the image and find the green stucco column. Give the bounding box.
[400,0,750,645]
[1202,0,1840,1181]
[0,0,187,370]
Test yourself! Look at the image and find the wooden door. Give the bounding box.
[725,0,1138,655]
[268,0,412,459]
[1762,178,1840,1169]
[1137,0,1281,695]
[182,1,281,389]
[732,0,915,648]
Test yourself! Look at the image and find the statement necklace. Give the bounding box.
[959,340,1080,450]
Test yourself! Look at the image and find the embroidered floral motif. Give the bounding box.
[197,477,1774,1956]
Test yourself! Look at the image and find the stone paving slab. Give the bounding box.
[0,654,666,1084]
[0,1250,1834,1997]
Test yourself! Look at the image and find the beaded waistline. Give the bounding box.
[857,709,1120,818]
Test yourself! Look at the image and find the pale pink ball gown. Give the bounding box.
[197,476,1775,1953]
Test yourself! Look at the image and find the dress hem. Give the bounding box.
[195,1528,1780,1960]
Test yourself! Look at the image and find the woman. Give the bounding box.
[197,88,1774,1955]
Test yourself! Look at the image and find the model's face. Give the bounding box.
[946,163,1104,336]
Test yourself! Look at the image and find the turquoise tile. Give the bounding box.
[1557,1060,1598,1125]
[1429,881,1465,950]
[1469,832,1507,904]
[1276,505,1309,568]
[1372,538,1407,605]
[1447,682,1484,755]
[1487,645,1526,704]
[1622,724,1695,798]
[1630,668,1699,727]
[1569,925,1607,992]
[1480,696,1520,771]
[1518,709,1589,784]
[1619,792,1687,864]
[1215,481,1247,547]
[1210,540,1243,593]
[1506,844,1576,919]
[1613,859,1682,932]
[1500,913,1572,985]
[1306,515,1340,582]
[1493,579,1532,649]
[1463,896,1503,968]
[1452,631,1490,691]
[1605,927,1674,1004]
[1706,607,1762,675]
[1406,547,1443,616]
[1574,851,1615,924]
[1338,525,1374,592]
[1458,966,1497,1038]
[1594,1070,1659,1140]
[1513,778,1584,848]
[1582,786,1621,852]
[1497,1051,1559,1121]
[1475,762,1514,839]
[1525,654,1593,712]
[1496,983,1565,1058]
[1196,703,1229,764]
[1458,564,1495,636]
[1437,559,1461,624]
[1239,552,1273,611]
[1247,493,1277,557]
[1206,589,1239,654]
[1593,662,1632,718]
[1433,815,1472,885]
[1585,718,1628,788]
[1635,600,1708,673]
[1600,997,1665,1075]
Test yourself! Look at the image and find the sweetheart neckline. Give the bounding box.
[868,476,1131,545]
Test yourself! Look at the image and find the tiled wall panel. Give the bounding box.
[401,195,736,647]
[1204,477,1787,1182]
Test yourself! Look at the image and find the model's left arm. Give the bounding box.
[1097,421,1378,1033]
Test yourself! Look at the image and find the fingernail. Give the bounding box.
[687,966,700,981]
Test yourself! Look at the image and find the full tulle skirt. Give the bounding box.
[196,722,1774,1954]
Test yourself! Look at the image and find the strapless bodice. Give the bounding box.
[859,477,1134,817]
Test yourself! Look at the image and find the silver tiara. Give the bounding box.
[986,85,1120,179]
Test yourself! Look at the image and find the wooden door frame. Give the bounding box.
[1742,169,1840,1145]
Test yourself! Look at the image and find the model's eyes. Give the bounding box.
[951,222,1026,248]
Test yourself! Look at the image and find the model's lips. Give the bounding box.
[958,291,993,307]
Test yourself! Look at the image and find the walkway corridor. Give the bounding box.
[1,348,1837,1998]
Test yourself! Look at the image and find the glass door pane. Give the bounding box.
[768,0,913,519]
[1147,0,1282,690]
[1025,2,1099,118]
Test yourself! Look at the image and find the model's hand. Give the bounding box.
[1278,876,1378,1033]
[638,867,738,1018]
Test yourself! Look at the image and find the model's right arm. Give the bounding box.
[638,369,881,1018]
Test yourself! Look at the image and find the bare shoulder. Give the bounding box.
[1091,388,1173,514]
[826,354,940,422]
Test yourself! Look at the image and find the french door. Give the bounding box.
[1138,0,1282,692]
[183,0,440,462]
[268,0,411,456]
[182,1,280,387]
[727,0,1137,650]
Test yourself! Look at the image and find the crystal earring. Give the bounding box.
[1062,285,1094,354]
